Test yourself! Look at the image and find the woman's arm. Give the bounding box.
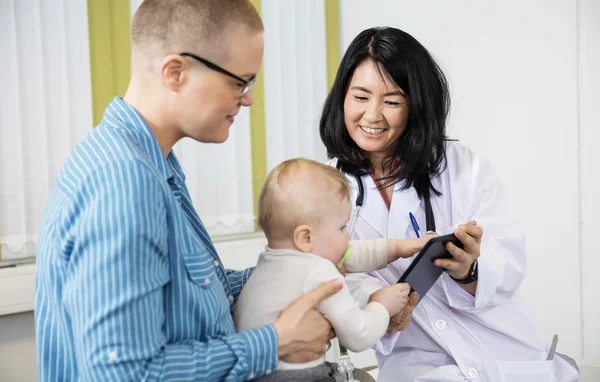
[438,155,527,313]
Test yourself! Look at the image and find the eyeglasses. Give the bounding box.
[180,52,256,98]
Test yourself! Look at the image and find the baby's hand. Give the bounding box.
[387,235,434,263]
[369,283,411,317]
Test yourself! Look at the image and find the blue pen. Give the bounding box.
[409,212,421,238]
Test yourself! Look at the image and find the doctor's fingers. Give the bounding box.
[387,293,418,333]
[454,226,481,253]
[434,257,464,274]
[399,293,418,330]
[436,245,473,272]
[449,241,479,263]
[458,223,483,243]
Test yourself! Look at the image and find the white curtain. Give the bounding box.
[0,0,92,262]
[0,0,257,263]
[173,110,255,236]
[262,0,329,171]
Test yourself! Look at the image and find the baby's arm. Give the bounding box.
[344,238,427,273]
[343,239,388,273]
[307,261,390,352]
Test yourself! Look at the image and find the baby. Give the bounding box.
[234,158,424,381]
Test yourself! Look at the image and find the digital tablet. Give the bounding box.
[397,233,464,305]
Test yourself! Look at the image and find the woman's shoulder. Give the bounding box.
[442,140,495,174]
[444,140,477,164]
[441,140,501,191]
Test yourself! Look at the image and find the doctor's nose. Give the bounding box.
[362,102,383,124]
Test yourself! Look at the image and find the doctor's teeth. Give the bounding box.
[360,125,385,135]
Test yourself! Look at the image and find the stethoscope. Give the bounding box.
[335,161,438,381]
[337,161,437,235]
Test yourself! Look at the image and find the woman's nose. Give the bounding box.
[240,89,254,106]
[362,101,383,124]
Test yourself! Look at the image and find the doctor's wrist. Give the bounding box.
[449,259,478,284]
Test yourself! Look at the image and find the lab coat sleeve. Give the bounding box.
[305,263,389,352]
[441,154,527,312]
[344,239,388,273]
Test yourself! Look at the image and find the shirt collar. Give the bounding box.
[101,97,186,183]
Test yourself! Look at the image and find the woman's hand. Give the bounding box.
[434,221,482,280]
[273,279,343,363]
[387,291,419,333]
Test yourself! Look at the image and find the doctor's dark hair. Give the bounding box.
[320,27,451,197]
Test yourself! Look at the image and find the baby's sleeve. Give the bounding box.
[305,260,389,352]
[344,239,388,273]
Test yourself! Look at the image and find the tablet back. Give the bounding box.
[397,234,463,305]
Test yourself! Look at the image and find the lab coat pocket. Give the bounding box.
[496,360,554,382]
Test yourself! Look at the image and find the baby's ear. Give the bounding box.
[293,224,313,252]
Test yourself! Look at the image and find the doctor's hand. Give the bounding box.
[388,235,434,263]
[434,221,482,280]
[387,291,419,333]
[274,278,343,363]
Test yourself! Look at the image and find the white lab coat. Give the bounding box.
[328,142,579,382]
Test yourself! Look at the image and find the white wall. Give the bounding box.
[341,0,598,366]
[0,312,36,382]
[579,0,600,364]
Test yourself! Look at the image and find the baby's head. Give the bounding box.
[258,158,352,264]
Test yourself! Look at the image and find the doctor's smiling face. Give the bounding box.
[343,60,410,161]
[320,27,450,189]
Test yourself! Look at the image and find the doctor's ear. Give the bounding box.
[293,224,313,253]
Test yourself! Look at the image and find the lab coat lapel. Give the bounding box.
[356,173,389,238]
[388,183,421,239]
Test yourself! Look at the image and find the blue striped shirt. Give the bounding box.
[34,97,278,381]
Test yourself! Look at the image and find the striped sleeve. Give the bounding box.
[65,159,277,381]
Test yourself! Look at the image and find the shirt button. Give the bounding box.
[436,319,446,330]
[204,277,211,284]
[213,260,219,267]
[108,350,118,361]
[468,368,478,378]
[228,295,234,302]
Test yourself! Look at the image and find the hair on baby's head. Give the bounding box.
[258,158,350,241]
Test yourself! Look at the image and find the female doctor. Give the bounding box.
[321,27,579,382]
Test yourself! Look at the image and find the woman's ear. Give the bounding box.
[293,224,313,253]
[161,54,187,92]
